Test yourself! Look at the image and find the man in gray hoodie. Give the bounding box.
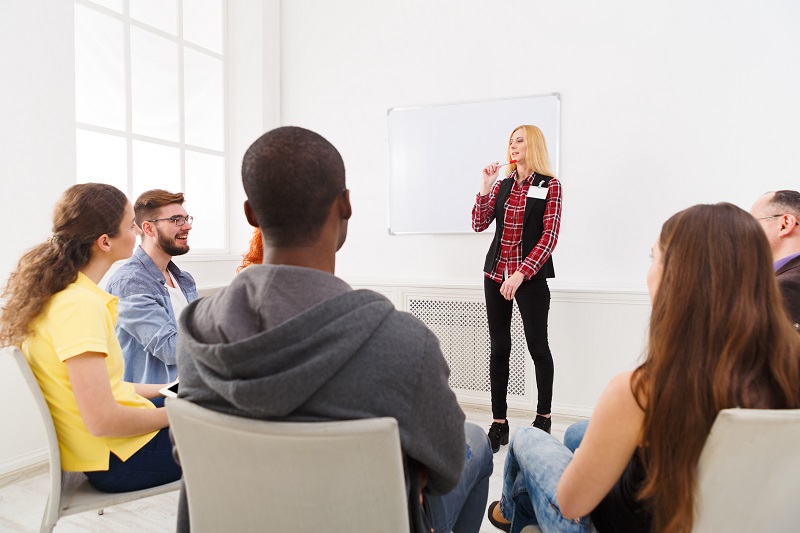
[175,126,492,532]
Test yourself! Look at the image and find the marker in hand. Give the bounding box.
[497,159,517,167]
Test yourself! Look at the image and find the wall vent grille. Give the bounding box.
[407,298,529,399]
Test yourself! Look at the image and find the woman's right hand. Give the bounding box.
[480,162,500,196]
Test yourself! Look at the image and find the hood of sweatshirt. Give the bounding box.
[178,289,396,418]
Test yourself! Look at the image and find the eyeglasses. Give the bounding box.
[147,215,193,226]
[756,214,800,226]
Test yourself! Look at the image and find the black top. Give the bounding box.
[590,451,652,532]
[775,254,800,329]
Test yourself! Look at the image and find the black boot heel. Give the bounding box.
[487,420,510,453]
[532,414,552,434]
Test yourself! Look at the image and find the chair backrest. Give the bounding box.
[8,345,182,533]
[6,346,64,518]
[692,408,800,533]
[167,397,410,532]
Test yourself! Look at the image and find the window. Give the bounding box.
[74,0,226,251]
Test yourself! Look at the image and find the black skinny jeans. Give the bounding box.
[484,276,554,419]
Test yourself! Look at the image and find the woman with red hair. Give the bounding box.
[238,228,263,271]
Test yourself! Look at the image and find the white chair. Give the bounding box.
[166,397,409,532]
[692,407,800,533]
[6,346,181,533]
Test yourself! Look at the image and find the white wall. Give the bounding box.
[0,0,75,475]
[277,0,799,417]
[279,0,800,291]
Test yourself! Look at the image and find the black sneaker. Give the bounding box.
[532,414,552,434]
[487,420,509,453]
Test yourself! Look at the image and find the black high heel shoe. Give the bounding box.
[532,414,552,434]
[487,420,509,453]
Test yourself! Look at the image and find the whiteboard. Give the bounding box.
[387,93,560,234]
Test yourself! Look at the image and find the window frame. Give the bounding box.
[74,0,229,255]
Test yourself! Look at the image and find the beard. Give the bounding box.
[157,230,190,256]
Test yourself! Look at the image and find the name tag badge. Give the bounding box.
[527,182,548,200]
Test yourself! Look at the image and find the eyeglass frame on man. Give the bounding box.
[146,215,193,226]
[756,214,800,226]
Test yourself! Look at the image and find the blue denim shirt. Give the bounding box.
[106,246,198,384]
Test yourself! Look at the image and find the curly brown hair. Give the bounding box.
[0,183,128,346]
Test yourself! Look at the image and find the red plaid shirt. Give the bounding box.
[472,171,562,283]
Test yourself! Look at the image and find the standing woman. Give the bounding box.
[0,183,181,492]
[472,125,562,452]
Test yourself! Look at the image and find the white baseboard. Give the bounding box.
[0,448,47,478]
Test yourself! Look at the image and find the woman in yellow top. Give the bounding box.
[0,183,181,492]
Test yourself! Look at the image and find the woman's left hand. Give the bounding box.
[500,271,525,300]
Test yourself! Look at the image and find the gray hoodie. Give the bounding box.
[176,265,466,495]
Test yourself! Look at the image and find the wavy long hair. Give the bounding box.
[632,203,800,532]
[505,124,555,178]
[0,183,128,346]
[237,227,263,272]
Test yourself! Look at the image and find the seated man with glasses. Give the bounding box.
[751,189,800,329]
[107,189,198,383]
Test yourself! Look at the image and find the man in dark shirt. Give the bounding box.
[176,126,492,532]
[751,190,800,329]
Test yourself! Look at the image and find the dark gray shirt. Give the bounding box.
[177,264,466,494]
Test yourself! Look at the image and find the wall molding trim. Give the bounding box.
[0,449,47,478]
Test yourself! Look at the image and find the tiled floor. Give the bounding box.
[0,404,585,532]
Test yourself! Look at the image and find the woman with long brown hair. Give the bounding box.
[488,203,800,532]
[1,183,181,492]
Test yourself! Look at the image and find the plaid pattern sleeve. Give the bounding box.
[471,178,503,232]
[518,177,562,279]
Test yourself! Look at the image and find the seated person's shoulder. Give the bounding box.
[44,285,110,332]
[106,262,159,295]
[358,296,441,352]
[53,283,104,309]
[179,269,197,286]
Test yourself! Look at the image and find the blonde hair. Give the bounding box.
[505,125,555,178]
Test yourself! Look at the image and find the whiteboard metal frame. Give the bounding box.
[387,93,560,235]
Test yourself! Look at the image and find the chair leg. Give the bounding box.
[40,494,57,533]
[98,509,104,515]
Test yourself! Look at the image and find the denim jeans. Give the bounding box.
[85,397,182,493]
[563,420,589,453]
[427,422,494,533]
[500,427,597,533]
[484,277,554,418]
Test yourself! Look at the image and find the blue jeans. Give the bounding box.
[427,422,494,533]
[500,427,597,533]
[564,420,589,453]
[85,397,182,493]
